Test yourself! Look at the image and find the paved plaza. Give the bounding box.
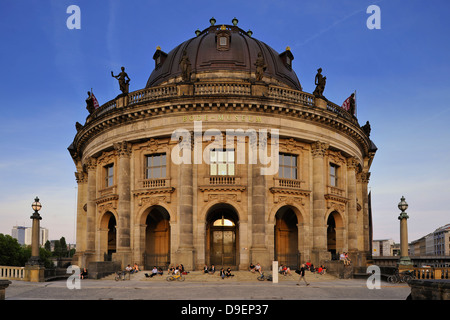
[5,270,411,300]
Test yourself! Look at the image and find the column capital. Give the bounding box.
[347,157,360,171]
[311,141,329,158]
[75,171,87,184]
[85,157,97,171]
[114,141,132,157]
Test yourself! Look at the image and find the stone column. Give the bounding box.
[347,157,358,257]
[175,134,195,269]
[113,141,132,268]
[250,136,269,268]
[73,169,87,266]
[85,157,97,266]
[360,171,371,254]
[311,141,329,265]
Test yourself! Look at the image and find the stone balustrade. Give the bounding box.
[0,266,26,280]
[89,82,354,122]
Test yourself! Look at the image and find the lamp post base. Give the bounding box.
[25,265,45,282]
[398,256,413,271]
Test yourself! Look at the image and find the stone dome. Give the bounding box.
[146,23,302,90]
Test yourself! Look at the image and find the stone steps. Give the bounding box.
[103,270,337,282]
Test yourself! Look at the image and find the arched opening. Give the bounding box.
[144,206,170,270]
[99,212,117,261]
[106,213,117,260]
[206,204,239,268]
[327,211,343,260]
[274,207,299,269]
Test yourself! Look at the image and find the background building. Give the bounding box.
[409,224,450,256]
[11,226,48,247]
[11,226,27,245]
[69,20,376,271]
[372,239,400,257]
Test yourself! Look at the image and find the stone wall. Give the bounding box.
[408,279,450,300]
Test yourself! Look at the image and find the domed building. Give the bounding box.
[69,19,377,272]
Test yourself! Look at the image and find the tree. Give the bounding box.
[59,237,68,257]
[0,234,28,266]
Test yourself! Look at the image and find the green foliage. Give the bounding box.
[0,234,28,266]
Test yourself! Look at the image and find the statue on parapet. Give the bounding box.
[361,121,371,136]
[254,52,267,82]
[86,91,95,114]
[313,68,327,100]
[111,66,130,96]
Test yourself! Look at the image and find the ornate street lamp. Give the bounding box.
[26,197,45,282]
[397,196,413,268]
[28,197,42,266]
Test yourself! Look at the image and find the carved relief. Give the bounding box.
[327,151,346,166]
[97,150,116,166]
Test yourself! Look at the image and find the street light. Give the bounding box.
[28,197,42,266]
[397,196,412,269]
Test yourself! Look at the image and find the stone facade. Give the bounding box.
[69,23,376,271]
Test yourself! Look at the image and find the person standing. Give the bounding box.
[296,264,310,286]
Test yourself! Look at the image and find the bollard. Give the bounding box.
[272,261,278,283]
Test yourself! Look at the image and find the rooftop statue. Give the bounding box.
[85,91,95,114]
[313,68,327,99]
[361,121,371,136]
[179,51,192,82]
[254,52,267,82]
[111,66,130,95]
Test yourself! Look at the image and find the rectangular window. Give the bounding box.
[278,153,298,179]
[219,36,227,46]
[210,149,235,176]
[146,154,167,179]
[330,163,339,187]
[105,164,114,187]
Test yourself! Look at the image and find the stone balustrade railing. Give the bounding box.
[412,267,450,280]
[141,178,169,188]
[0,266,26,280]
[274,178,303,189]
[89,82,355,123]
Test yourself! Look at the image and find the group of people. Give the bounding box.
[125,263,140,274]
[219,267,234,279]
[203,264,216,274]
[340,252,352,266]
[248,262,263,274]
[168,264,188,275]
[203,264,234,279]
[278,264,293,276]
[305,262,327,274]
[145,266,164,278]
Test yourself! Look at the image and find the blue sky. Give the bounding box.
[0,0,449,244]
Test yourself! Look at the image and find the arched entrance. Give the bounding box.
[99,212,116,261]
[274,207,299,268]
[327,211,343,260]
[206,204,239,268]
[144,206,170,269]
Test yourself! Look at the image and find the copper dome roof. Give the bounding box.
[146,23,302,90]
